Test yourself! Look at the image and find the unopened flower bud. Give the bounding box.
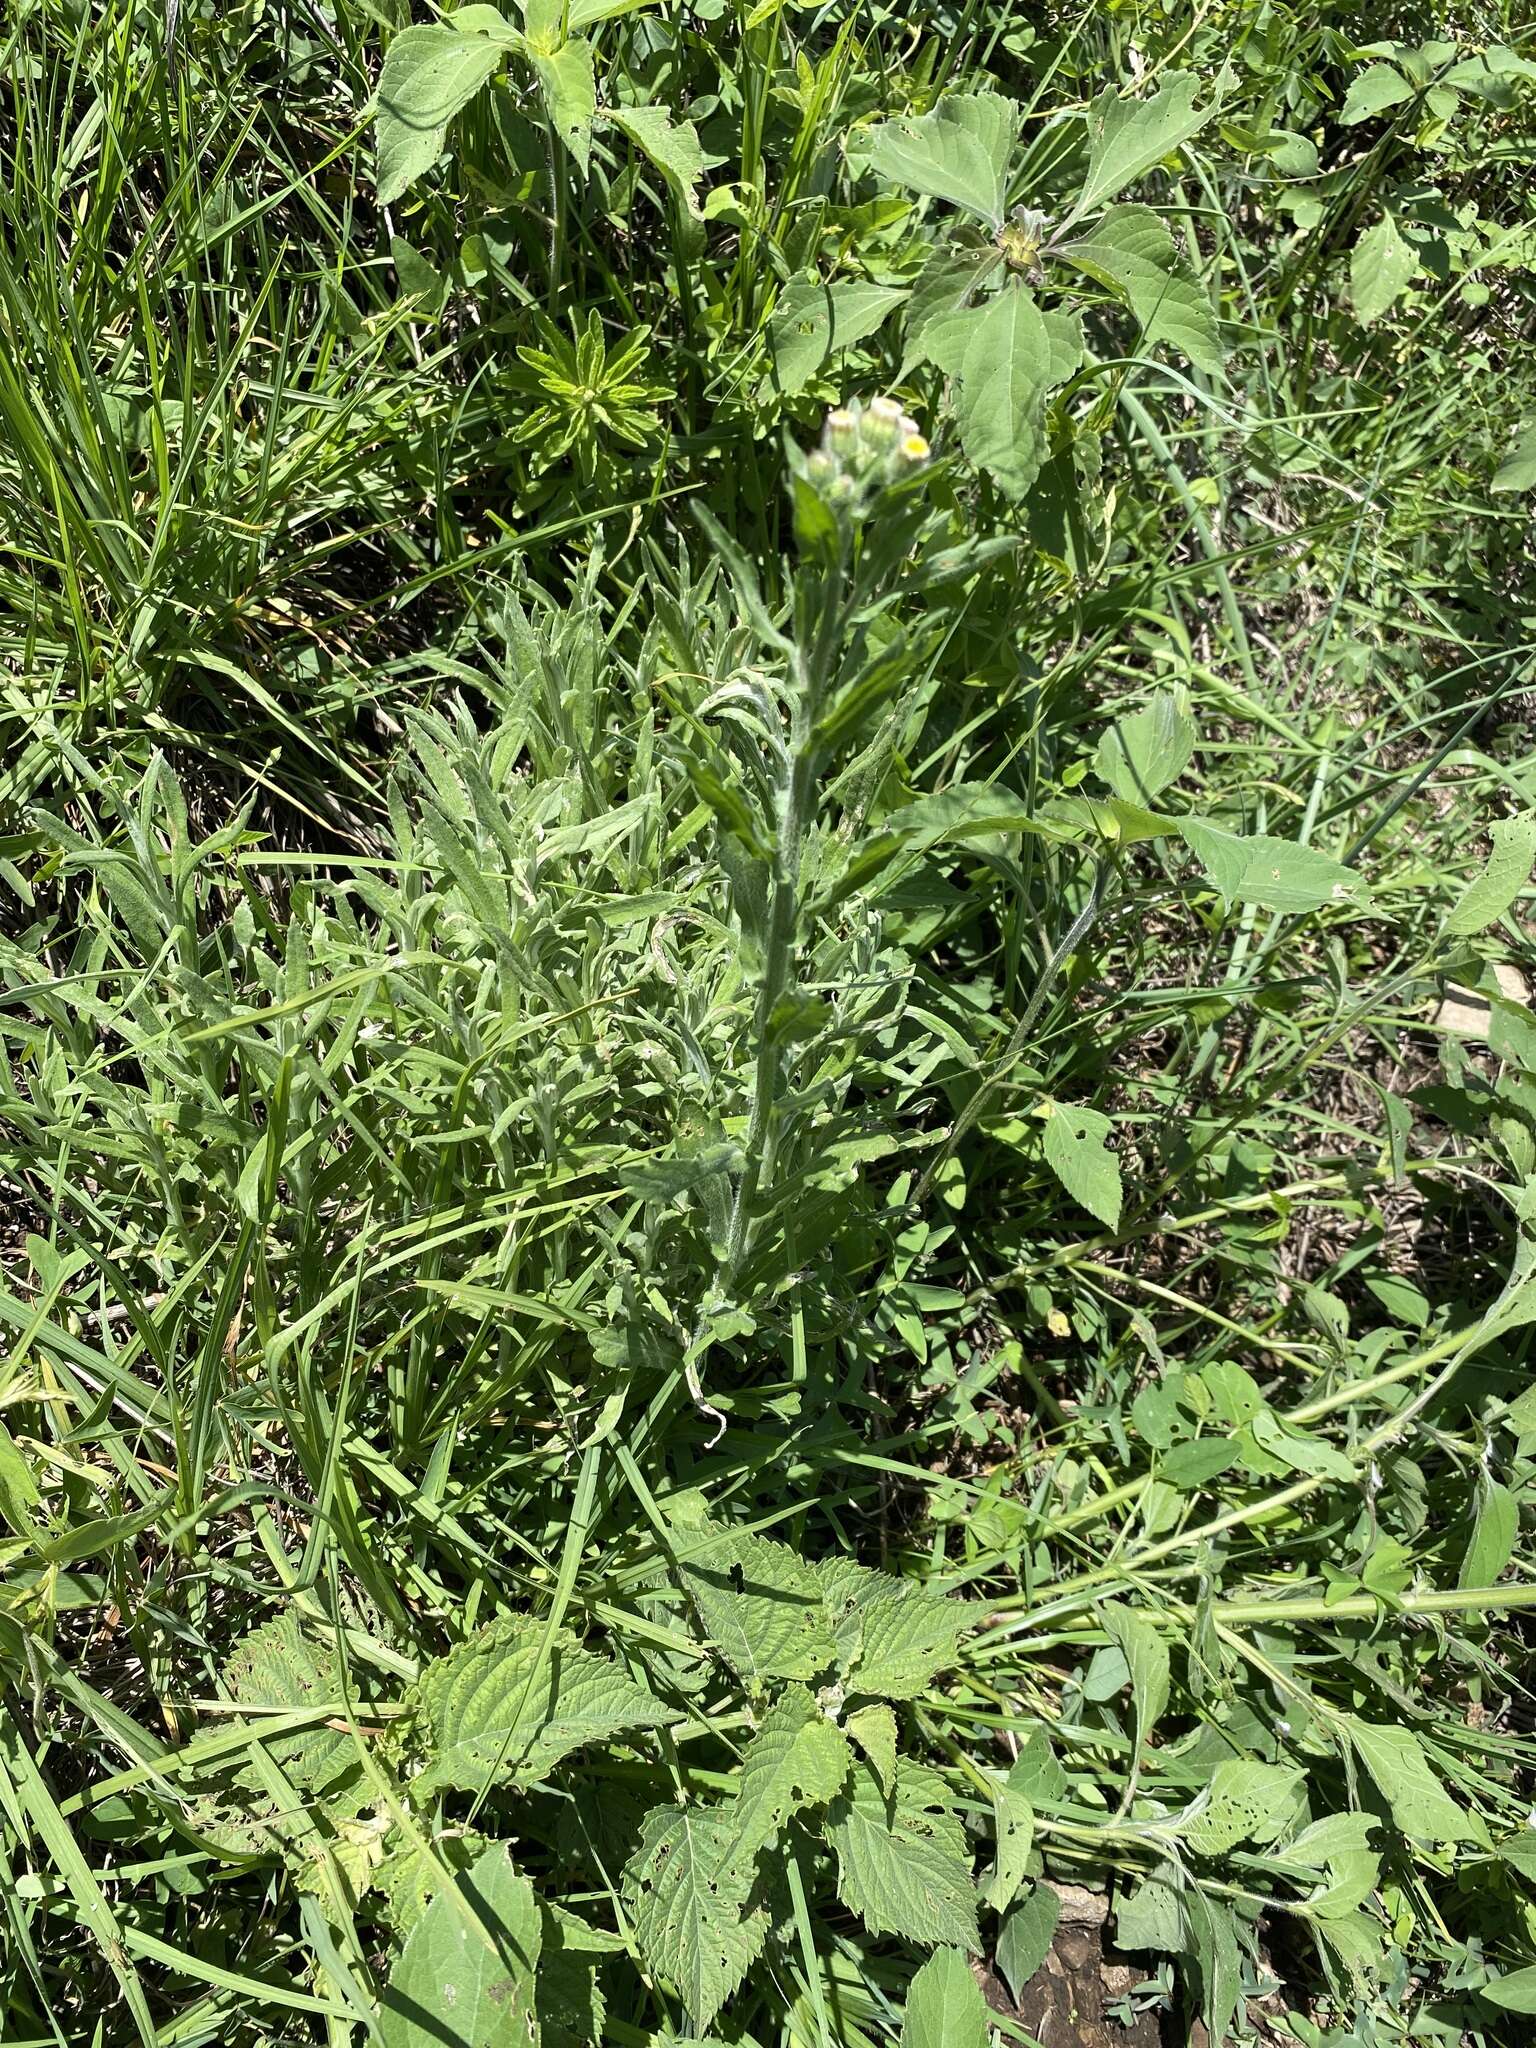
[805,449,836,484]
[824,408,858,452]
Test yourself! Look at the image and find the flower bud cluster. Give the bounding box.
[802,395,930,507]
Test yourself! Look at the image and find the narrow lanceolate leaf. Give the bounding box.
[732,1685,850,1858]
[769,277,908,395]
[605,103,707,214]
[1445,813,1536,933]
[1070,73,1210,223]
[409,1618,673,1795]
[827,1758,979,1950]
[1101,1602,1169,1760]
[858,92,1020,227]
[374,25,508,206]
[675,1522,838,1684]
[818,1555,979,1699]
[1351,213,1419,326]
[624,1804,767,2033]
[900,1947,991,2048]
[1058,206,1221,373]
[985,1772,1035,1913]
[1041,1102,1122,1231]
[379,1846,541,2048]
[951,284,1052,498]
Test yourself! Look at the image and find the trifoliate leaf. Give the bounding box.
[858,93,1020,227]
[379,1845,541,2048]
[900,1947,991,2048]
[408,1618,673,1795]
[624,1804,767,2033]
[827,1758,979,1950]
[1041,1102,1123,1231]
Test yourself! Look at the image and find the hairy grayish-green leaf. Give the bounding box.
[857,93,1020,226]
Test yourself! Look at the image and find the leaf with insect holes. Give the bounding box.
[1446,814,1536,932]
[624,1803,768,2033]
[817,1555,980,1700]
[951,285,1053,498]
[827,1757,979,1950]
[675,1522,838,1685]
[374,24,510,205]
[1041,1102,1122,1231]
[731,1684,850,1858]
[985,1767,1035,1913]
[1179,1760,1306,1857]
[379,1844,541,2048]
[1070,73,1211,223]
[605,104,707,215]
[408,1618,673,1796]
[770,276,909,394]
[219,1613,358,1796]
[1058,206,1221,373]
[858,93,1020,227]
[901,1946,991,2048]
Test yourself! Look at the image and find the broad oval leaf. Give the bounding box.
[1070,73,1210,223]
[380,1844,541,2048]
[375,25,508,206]
[1041,1102,1122,1231]
[624,1804,767,2033]
[900,1947,991,2048]
[858,93,1020,227]
[952,284,1052,498]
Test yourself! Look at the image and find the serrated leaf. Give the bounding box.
[1351,213,1419,325]
[624,1804,767,2032]
[605,103,707,215]
[817,1555,978,1699]
[1096,688,1196,804]
[532,37,596,170]
[951,284,1052,498]
[1446,814,1536,932]
[769,276,908,395]
[900,1947,990,2048]
[1347,1719,1489,1845]
[538,1904,616,2048]
[998,1889,1060,2014]
[846,1703,898,1792]
[1071,73,1210,222]
[1341,62,1414,126]
[374,25,508,206]
[1100,1602,1168,1758]
[827,1758,979,1950]
[218,1613,357,1795]
[1041,1102,1122,1231]
[409,1619,672,1795]
[732,1684,850,1858]
[379,1845,541,2048]
[676,1522,837,1684]
[1059,206,1221,372]
[1181,1760,1306,1857]
[859,93,1020,227]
